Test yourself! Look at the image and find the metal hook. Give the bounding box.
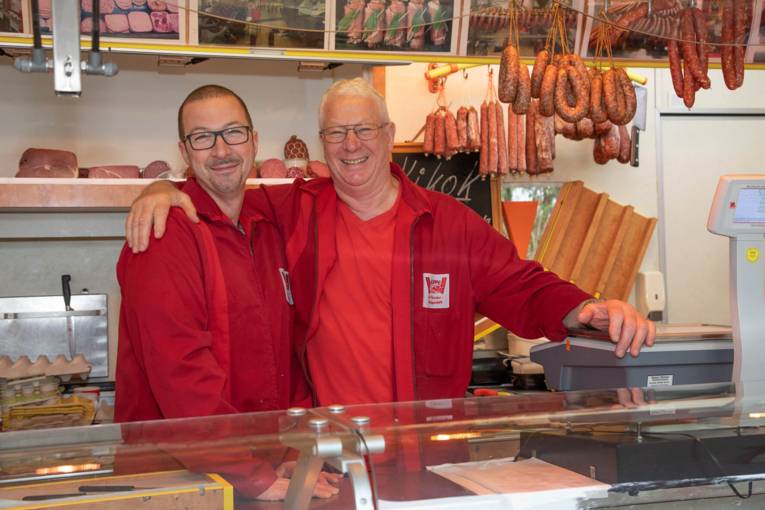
[603,0,609,12]
[647,0,652,16]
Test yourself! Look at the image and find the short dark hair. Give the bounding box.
[177,85,253,141]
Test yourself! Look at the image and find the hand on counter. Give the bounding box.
[255,461,341,501]
[126,180,198,253]
[567,299,656,358]
[613,387,657,409]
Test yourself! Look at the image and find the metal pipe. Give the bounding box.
[30,0,41,50]
[14,0,50,73]
[92,0,100,53]
[82,0,118,77]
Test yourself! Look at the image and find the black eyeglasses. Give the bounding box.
[319,123,388,144]
[184,125,252,151]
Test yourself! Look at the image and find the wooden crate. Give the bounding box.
[533,181,656,301]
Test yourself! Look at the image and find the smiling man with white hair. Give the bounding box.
[126,78,655,408]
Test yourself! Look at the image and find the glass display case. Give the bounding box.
[2,383,765,508]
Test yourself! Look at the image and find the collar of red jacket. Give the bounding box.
[295,162,434,217]
[182,176,266,226]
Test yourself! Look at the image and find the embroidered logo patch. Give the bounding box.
[279,268,294,305]
[423,273,450,309]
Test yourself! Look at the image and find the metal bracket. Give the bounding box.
[51,0,82,96]
[280,409,384,510]
[14,0,117,95]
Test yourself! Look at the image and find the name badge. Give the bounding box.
[423,273,450,309]
[279,268,294,305]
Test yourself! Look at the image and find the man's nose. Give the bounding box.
[211,133,230,157]
[343,129,361,150]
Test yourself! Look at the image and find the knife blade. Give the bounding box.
[61,274,75,359]
[78,485,157,492]
[22,493,82,501]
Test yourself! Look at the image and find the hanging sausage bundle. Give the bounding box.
[531,3,590,126]
[720,0,749,91]
[667,6,711,108]
[478,68,509,178]
[423,81,480,159]
[498,1,530,115]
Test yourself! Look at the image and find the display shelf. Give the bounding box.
[0,34,413,65]
[0,178,292,210]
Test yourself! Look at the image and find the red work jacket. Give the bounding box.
[115,178,304,422]
[260,163,592,403]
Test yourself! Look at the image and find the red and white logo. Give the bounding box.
[423,273,450,309]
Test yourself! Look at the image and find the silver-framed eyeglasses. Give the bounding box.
[185,125,252,151]
[320,123,389,143]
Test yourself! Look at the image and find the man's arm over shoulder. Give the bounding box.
[461,206,591,340]
[118,211,237,418]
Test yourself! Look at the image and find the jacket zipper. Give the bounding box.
[300,200,319,406]
[409,214,422,401]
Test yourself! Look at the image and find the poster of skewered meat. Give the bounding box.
[192,0,327,48]
[461,0,584,57]
[579,0,758,63]
[331,0,459,53]
[36,0,185,42]
[0,0,27,34]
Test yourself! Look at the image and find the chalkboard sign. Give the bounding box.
[392,146,493,225]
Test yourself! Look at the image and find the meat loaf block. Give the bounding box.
[168,13,179,32]
[307,160,330,178]
[88,165,140,178]
[142,160,171,178]
[104,14,129,32]
[114,0,132,8]
[133,0,147,6]
[81,16,93,33]
[150,11,171,32]
[148,0,167,10]
[258,158,288,178]
[81,0,92,13]
[17,148,79,178]
[128,11,152,32]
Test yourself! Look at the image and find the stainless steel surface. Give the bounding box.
[51,0,81,96]
[0,295,108,378]
[2,310,104,320]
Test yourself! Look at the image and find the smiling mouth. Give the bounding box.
[209,160,240,172]
[341,156,368,165]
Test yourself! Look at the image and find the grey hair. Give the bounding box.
[319,78,390,127]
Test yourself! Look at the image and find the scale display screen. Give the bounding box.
[734,187,765,224]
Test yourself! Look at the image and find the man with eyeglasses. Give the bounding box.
[126,79,655,409]
[114,85,338,501]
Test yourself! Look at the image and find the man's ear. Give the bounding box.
[386,122,396,151]
[178,140,191,167]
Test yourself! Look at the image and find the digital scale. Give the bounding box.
[530,324,733,391]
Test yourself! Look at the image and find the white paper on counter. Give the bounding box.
[420,457,610,510]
